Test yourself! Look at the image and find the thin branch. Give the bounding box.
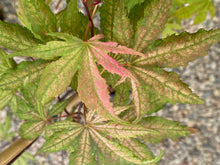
[83,0,95,40]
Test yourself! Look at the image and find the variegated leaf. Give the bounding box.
[0,60,48,90]
[131,66,203,104]
[7,41,82,60]
[37,48,83,105]
[134,29,220,68]
[0,90,13,110]
[120,138,158,165]
[69,129,96,165]
[44,121,81,132]
[18,0,57,41]
[0,21,41,51]
[113,1,133,47]
[39,127,83,153]
[139,116,191,143]
[78,50,123,123]
[20,121,45,139]
[92,122,158,139]
[133,0,171,52]
[90,128,163,164]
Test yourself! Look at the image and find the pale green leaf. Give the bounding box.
[44,121,81,132]
[134,29,220,68]
[133,0,171,52]
[0,49,16,69]
[39,127,83,153]
[113,2,133,47]
[0,60,48,90]
[7,40,82,60]
[48,98,71,117]
[120,138,158,165]
[0,21,41,51]
[90,128,163,164]
[20,121,45,139]
[92,122,158,139]
[131,66,203,104]
[139,116,191,143]
[0,90,13,110]
[18,0,57,41]
[37,47,83,105]
[69,129,96,165]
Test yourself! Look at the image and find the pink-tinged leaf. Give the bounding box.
[78,49,127,124]
[88,45,136,80]
[88,34,105,41]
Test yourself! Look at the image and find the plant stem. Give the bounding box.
[83,0,94,40]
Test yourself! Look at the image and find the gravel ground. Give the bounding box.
[0,0,220,165]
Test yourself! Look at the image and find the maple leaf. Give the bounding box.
[40,110,162,165]
[17,84,71,139]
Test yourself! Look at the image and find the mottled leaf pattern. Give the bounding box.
[18,0,57,41]
[40,127,83,153]
[69,129,96,165]
[92,121,158,139]
[131,66,203,104]
[139,117,191,143]
[0,21,41,51]
[8,41,82,60]
[37,48,83,105]
[134,0,171,51]
[20,121,45,139]
[100,0,120,40]
[134,29,220,68]
[0,0,219,164]
[0,60,48,90]
[112,1,133,46]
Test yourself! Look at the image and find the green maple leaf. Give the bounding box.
[40,110,162,165]
[0,0,219,164]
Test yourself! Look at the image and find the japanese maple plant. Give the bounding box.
[0,0,219,164]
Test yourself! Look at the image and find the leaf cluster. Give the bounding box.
[0,0,219,164]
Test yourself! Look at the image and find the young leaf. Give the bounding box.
[138,116,191,143]
[133,0,171,52]
[0,21,41,51]
[0,60,48,90]
[36,47,83,105]
[18,0,57,41]
[134,29,220,68]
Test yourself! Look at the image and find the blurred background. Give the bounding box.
[0,0,220,164]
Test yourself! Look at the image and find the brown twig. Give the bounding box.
[83,0,95,40]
